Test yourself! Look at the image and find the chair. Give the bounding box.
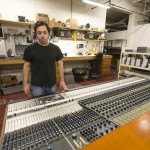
[89,53,103,79]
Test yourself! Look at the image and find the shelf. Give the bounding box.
[0,19,104,34]
[123,52,150,55]
[108,53,120,55]
[0,19,33,26]
[119,46,150,78]
[104,47,122,51]
[0,19,104,33]
[120,64,150,71]
[86,39,107,42]
[56,37,106,41]
[57,37,86,41]
[0,55,112,65]
[122,70,150,79]
[52,26,86,31]
[52,26,103,34]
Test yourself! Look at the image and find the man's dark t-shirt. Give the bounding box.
[23,42,63,86]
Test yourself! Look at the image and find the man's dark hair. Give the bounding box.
[34,21,50,34]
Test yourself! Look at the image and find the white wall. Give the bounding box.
[105,31,127,47]
[110,0,146,14]
[72,0,106,29]
[105,12,150,50]
[0,0,36,21]
[127,13,150,49]
[0,0,106,30]
[0,0,107,56]
[128,24,150,49]
[105,31,127,40]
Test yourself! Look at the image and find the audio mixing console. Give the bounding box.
[0,76,150,150]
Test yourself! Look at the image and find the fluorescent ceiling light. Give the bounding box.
[83,0,110,9]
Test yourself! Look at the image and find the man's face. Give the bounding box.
[36,25,49,45]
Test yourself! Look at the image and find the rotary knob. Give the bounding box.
[72,133,77,140]
[48,144,52,150]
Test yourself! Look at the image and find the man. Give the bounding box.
[23,21,68,97]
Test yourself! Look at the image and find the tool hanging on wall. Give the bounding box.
[7,49,12,57]
[26,25,33,43]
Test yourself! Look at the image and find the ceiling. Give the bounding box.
[106,7,129,32]
[104,0,150,32]
[82,0,150,32]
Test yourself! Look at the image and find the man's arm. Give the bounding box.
[57,59,68,90]
[23,61,31,96]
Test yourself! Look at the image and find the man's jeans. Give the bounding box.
[31,84,56,97]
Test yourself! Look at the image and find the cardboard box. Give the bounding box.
[66,18,78,29]
[36,13,49,24]
[49,18,56,27]
[92,28,99,32]
[55,22,63,27]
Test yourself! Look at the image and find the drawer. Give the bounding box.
[102,58,112,64]
[101,68,110,76]
[102,62,111,69]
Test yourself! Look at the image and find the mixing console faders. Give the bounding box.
[54,110,119,149]
[79,80,150,120]
[1,76,150,150]
[2,119,79,150]
[67,119,118,149]
[7,93,66,116]
[7,77,146,117]
[1,108,119,150]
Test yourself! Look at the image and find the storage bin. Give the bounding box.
[72,67,89,82]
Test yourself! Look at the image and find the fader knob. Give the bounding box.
[110,127,113,131]
[48,144,52,150]
[72,133,77,140]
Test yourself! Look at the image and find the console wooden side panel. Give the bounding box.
[82,111,150,150]
[0,100,8,144]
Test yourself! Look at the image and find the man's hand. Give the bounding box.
[23,83,31,97]
[59,80,68,91]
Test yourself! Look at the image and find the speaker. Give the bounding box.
[53,29,71,38]
[85,32,95,39]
